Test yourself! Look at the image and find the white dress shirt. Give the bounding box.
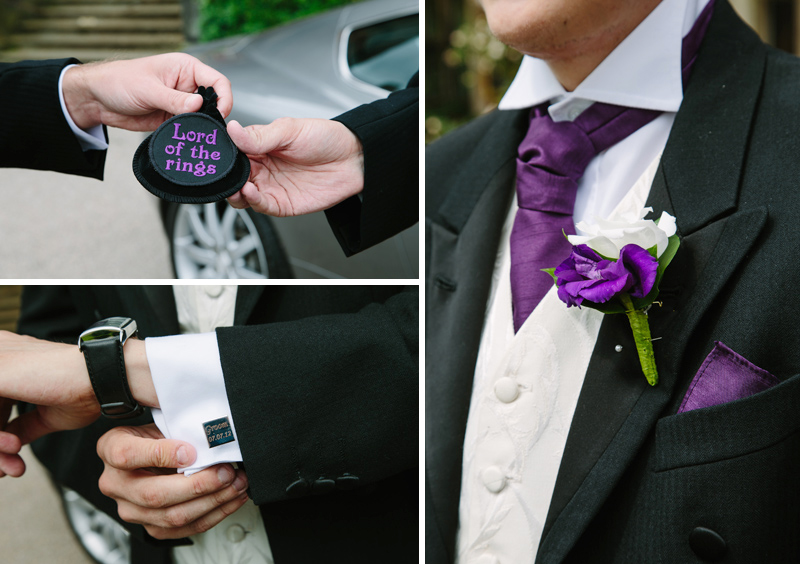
[58,64,108,152]
[147,285,274,564]
[456,1,711,563]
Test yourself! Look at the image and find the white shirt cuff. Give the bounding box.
[146,332,243,476]
[58,64,109,152]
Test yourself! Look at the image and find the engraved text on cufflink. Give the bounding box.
[203,417,235,448]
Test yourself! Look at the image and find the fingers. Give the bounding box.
[101,463,244,508]
[227,120,291,155]
[189,60,233,118]
[0,431,24,477]
[0,430,24,476]
[143,53,232,117]
[102,463,249,540]
[4,409,53,446]
[226,188,251,209]
[0,431,21,454]
[97,426,196,471]
[150,85,204,118]
[142,490,249,540]
[0,452,25,478]
[227,181,265,209]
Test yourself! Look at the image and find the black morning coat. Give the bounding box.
[426,1,800,562]
[18,285,418,564]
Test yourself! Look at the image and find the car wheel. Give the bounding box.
[165,202,292,279]
[58,485,131,564]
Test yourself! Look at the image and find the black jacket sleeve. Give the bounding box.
[216,286,418,506]
[326,73,419,255]
[0,58,107,179]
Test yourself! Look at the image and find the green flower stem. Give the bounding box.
[619,294,659,386]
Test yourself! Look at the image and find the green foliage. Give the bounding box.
[425,13,522,144]
[199,0,360,42]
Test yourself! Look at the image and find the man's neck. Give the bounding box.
[543,0,661,92]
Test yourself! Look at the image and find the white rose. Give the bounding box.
[568,208,677,259]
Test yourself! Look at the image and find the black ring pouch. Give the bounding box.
[132,86,250,203]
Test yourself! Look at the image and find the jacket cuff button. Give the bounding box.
[312,478,336,494]
[336,475,360,490]
[285,478,309,497]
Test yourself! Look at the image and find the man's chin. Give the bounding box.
[482,2,578,60]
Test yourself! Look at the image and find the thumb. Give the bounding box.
[97,426,197,470]
[228,120,290,155]
[150,85,203,116]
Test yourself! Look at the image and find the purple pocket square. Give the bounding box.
[678,341,780,414]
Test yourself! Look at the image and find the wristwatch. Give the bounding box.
[78,317,145,419]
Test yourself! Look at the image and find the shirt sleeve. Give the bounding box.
[145,332,244,476]
[58,64,109,152]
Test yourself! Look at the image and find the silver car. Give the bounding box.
[163,0,419,279]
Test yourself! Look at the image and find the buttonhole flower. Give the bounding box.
[543,209,680,386]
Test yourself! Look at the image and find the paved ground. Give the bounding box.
[0,445,94,564]
[0,128,173,279]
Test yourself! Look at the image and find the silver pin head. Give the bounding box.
[614,345,623,353]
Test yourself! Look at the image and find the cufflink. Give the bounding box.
[132,86,250,203]
[203,416,235,448]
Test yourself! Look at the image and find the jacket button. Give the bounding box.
[336,475,360,490]
[312,478,336,494]
[689,527,727,561]
[285,479,309,497]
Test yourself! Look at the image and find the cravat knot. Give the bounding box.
[515,114,595,214]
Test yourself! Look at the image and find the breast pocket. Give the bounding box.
[654,372,800,472]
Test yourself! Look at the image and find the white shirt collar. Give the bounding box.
[498,0,711,119]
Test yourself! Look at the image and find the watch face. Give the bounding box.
[79,317,137,348]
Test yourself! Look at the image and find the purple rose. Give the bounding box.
[554,244,658,308]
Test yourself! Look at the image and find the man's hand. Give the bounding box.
[226,118,364,216]
[97,424,249,540]
[0,332,99,461]
[0,331,157,477]
[0,397,23,477]
[62,53,233,132]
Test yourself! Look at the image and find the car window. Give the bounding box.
[347,14,419,92]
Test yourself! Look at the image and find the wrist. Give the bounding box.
[62,64,101,130]
[63,343,101,412]
[123,339,158,409]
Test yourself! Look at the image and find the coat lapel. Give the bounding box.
[537,2,768,561]
[426,108,528,559]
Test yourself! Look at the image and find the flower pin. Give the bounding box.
[543,209,680,386]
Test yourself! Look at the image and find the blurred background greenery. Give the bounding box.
[425,0,520,144]
[426,0,800,144]
[198,0,359,41]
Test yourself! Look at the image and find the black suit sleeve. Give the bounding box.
[216,286,418,506]
[0,59,107,179]
[325,73,419,255]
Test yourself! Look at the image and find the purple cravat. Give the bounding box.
[509,0,715,332]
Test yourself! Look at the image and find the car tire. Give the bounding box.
[57,484,131,564]
[163,202,293,279]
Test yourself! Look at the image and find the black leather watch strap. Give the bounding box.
[82,334,144,419]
